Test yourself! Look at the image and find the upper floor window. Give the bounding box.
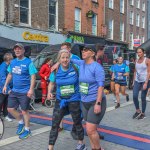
[109,0,114,9]
[129,0,134,5]
[141,36,145,43]
[142,2,145,11]
[129,11,134,25]
[75,8,81,33]
[136,14,140,27]
[92,14,97,36]
[49,0,57,30]
[108,19,113,39]
[120,0,124,13]
[136,0,140,9]
[20,0,31,25]
[141,16,145,28]
[120,22,124,41]
[129,32,133,49]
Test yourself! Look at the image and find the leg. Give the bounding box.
[120,86,128,96]
[115,83,121,108]
[41,87,47,105]
[0,94,5,116]
[3,95,8,117]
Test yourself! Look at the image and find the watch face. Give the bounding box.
[0,118,4,140]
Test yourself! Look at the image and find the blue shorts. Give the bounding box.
[115,80,127,86]
[8,91,30,111]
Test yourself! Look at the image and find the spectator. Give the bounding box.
[129,58,135,89]
[96,43,105,65]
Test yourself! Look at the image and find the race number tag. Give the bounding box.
[80,82,89,94]
[60,85,75,97]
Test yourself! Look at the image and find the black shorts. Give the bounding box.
[8,91,30,111]
[115,80,127,86]
[81,96,106,124]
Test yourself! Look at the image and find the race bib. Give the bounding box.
[80,82,89,94]
[60,85,75,97]
[12,66,21,75]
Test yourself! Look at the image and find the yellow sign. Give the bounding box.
[22,31,49,42]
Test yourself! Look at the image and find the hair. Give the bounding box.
[96,43,105,51]
[130,57,135,62]
[61,42,71,48]
[42,57,52,66]
[113,59,118,63]
[57,49,70,62]
[3,53,13,62]
[137,48,145,53]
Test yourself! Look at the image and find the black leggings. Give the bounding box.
[49,100,84,145]
[0,94,8,117]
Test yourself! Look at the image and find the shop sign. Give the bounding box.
[86,10,94,18]
[70,35,84,43]
[22,31,49,42]
[133,39,141,47]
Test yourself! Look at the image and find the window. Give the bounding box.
[91,0,98,2]
[75,8,81,33]
[129,0,134,5]
[120,22,124,41]
[108,19,113,39]
[142,2,145,11]
[136,34,139,39]
[136,14,140,27]
[129,11,134,24]
[141,36,145,43]
[136,0,140,9]
[120,0,124,13]
[92,14,97,35]
[49,0,57,30]
[109,0,114,9]
[141,16,145,28]
[20,0,31,25]
[129,33,133,49]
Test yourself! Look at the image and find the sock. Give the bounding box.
[18,120,24,124]
[25,127,30,131]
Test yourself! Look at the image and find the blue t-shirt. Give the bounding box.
[113,63,129,83]
[8,57,37,93]
[71,59,105,103]
[71,54,80,60]
[109,65,115,72]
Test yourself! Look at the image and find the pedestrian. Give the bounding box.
[71,45,106,150]
[47,49,87,150]
[132,48,150,119]
[129,58,135,89]
[3,43,37,139]
[0,53,13,121]
[39,58,53,106]
[96,43,105,65]
[109,59,118,103]
[112,56,130,109]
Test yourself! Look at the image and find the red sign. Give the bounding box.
[133,39,141,47]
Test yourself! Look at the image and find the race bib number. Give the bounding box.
[12,66,21,75]
[60,85,75,97]
[117,73,123,80]
[80,82,89,94]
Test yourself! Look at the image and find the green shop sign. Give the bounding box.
[70,35,85,43]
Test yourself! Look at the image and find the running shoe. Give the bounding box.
[132,112,141,119]
[126,95,129,102]
[137,114,146,120]
[115,103,120,109]
[4,116,13,122]
[75,144,87,150]
[19,129,31,139]
[16,123,24,135]
[146,97,150,102]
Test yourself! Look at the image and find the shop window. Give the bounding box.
[92,14,97,36]
[75,8,81,33]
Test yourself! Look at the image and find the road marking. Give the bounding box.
[0,126,50,147]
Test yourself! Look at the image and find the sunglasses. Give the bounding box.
[82,48,93,52]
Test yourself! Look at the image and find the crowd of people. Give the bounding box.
[0,42,149,150]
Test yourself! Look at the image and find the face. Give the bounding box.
[113,60,117,65]
[82,48,95,60]
[118,57,123,64]
[137,49,144,58]
[59,52,70,68]
[61,45,71,52]
[47,60,53,66]
[14,47,25,58]
[96,50,104,58]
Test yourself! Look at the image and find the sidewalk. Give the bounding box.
[0,90,150,150]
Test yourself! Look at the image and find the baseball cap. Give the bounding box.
[83,45,97,53]
[13,43,25,50]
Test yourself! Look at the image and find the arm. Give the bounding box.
[70,59,84,66]
[123,65,129,76]
[3,73,12,94]
[47,82,55,100]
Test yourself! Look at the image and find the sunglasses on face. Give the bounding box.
[82,48,93,52]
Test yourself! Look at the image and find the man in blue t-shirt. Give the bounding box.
[3,43,37,139]
[112,56,130,109]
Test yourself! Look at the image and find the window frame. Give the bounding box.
[129,11,134,25]
[74,8,81,33]
[136,14,140,27]
[120,22,124,41]
[109,0,114,9]
[120,0,124,13]
[92,14,97,36]
[108,19,114,40]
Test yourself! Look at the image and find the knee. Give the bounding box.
[115,91,119,95]
[22,110,28,115]
[86,125,96,136]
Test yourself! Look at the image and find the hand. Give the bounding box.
[47,93,54,100]
[44,76,47,80]
[2,86,7,94]
[27,89,34,98]
[51,62,60,72]
[94,104,101,114]
[143,82,147,90]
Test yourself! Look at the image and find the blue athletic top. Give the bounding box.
[113,63,129,83]
[8,57,37,93]
[71,59,105,103]
[49,63,80,108]
[71,54,80,60]
[0,62,11,94]
[109,65,115,72]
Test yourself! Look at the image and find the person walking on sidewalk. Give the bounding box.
[132,48,150,120]
[47,49,86,150]
[112,56,130,109]
[0,53,13,122]
[71,45,106,150]
[3,43,37,139]
[39,58,52,106]
[129,58,135,89]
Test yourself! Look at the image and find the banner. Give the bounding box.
[133,39,141,47]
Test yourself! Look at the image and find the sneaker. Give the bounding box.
[132,112,141,119]
[137,114,146,120]
[126,95,129,102]
[16,123,25,135]
[115,103,120,109]
[114,100,117,103]
[146,97,150,102]
[19,129,31,139]
[75,144,87,150]
[4,116,13,122]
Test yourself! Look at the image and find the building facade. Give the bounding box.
[127,0,147,49]
[147,0,150,39]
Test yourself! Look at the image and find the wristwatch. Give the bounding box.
[96,102,101,105]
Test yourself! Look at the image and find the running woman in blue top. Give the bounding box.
[71,45,106,150]
[3,43,37,139]
[47,49,86,150]
[112,56,130,109]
